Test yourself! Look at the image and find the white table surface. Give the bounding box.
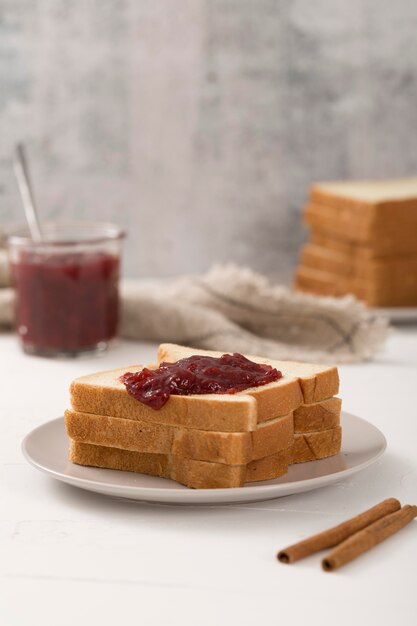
[1,330,416,626]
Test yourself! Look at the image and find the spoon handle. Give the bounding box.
[13,143,43,242]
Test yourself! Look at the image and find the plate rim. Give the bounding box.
[22,412,387,503]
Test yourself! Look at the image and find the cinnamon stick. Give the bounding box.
[321,504,417,572]
[277,498,401,564]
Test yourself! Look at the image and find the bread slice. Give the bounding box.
[69,440,291,488]
[71,366,258,432]
[309,222,417,256]
[293,397,341,433]
[291,426,342,463]
[295,265,371,300]
[295,265,417,306]
[70,364,303,430]
[301,243,417,284]
[304,203,417,246]
[65,408,294,465]
[310,177,417,217]
[311,230,417,261]
[157,344,339,405]
[246,449,291,483]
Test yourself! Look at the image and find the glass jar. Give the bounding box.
[7,221,125,357]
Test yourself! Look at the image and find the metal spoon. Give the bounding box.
[13,143,43,241]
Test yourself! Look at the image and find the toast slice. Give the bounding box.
[304,203,417,246]
[65,409,294,465]
[301,243,417,284]
[69,440,291,488]
[309,222,417,256]
[71,366,257,432]
[310,177,417,217]
[291,426,342,463]
[157,344,339,405]
[295,265,417,306]
[295,265,372,301]
[311,229,417,260]
[70,364,303,431]
[293,397,341,433]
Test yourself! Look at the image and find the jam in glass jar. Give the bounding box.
[7,221,125,357]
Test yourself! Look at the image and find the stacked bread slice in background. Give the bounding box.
[294,178,417,307]
[66,344,342,489]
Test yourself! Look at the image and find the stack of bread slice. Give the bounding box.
[294,177,417,306]
[157,345,342,468]
[66,344,342,489]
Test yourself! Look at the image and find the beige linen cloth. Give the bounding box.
[0,246,388,362]
[121,265,388,363]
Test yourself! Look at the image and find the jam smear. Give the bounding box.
[120,353,282,409]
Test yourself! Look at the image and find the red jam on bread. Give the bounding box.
[120,353,282,409]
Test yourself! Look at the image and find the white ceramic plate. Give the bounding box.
[22,413,386,505]
[371,306,417,323]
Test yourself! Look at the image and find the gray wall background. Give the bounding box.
[1,0,417,281]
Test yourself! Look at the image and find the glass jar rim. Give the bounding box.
[6,220,126,248]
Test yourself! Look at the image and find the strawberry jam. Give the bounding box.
[120,353,282,409]
[12,251,120,354]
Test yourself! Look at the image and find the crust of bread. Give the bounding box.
[65,409,294,465]
[70,366,259,433]
[168,455,246,488]
[295,265,371,301]
[69,440,291,489]
[305,203,373,242]
[291,426,342,463]
[310,222,417,255]
[251,413,294,459]
[304,203,417,246]
[301,243,417,284]
[311,229,417,260]
[246,447,291,483]
[70,363,303,429]
[310,178,417,217]
[295,265,417,306]
[241,379,302,421]
[264,359,339,405]
[157,344,339,406]
[294,397,341,433]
